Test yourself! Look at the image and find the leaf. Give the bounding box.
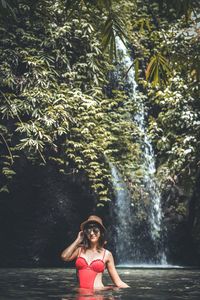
[146,53,172,85]
[0,185,9,193]
[102,12,127,59]
[134,58,139,82]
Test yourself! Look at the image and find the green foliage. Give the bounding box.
[0,0,140,203]
[145,53,171,85]
[0,0,199,208]
[147,72,200,186]
[0,0,16,19]
[155,0,199,21]
[123,0,200,193]
[102,12,127,59]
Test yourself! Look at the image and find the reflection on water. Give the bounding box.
[70,287,116,300]
[0,268,200,299]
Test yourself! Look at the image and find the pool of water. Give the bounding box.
[0,268,200,299]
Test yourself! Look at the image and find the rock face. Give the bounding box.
[0,159,200,267]
[189,172,200,266]
[0,159,95,267]
[161,178,200,266]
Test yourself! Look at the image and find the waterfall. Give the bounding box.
[110,164,133,264]
[112,37,167,265]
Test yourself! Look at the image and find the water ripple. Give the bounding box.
[0,268,200,300]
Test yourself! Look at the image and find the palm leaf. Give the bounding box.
[134,58,139,82]
[146,53,172,85]
[102,12,127,59]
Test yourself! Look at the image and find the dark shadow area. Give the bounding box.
[0,159,95,267]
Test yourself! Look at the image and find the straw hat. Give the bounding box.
[80,215,106,231]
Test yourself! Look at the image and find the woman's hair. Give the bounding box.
[82,222,106,252]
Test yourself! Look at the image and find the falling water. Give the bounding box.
[110,163,133,264]
[112,36,167,265]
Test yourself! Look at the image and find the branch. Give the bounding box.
[0,133,14,165]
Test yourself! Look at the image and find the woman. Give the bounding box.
[61,215,129,290]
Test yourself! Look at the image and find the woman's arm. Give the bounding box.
[106,251,130,288]
[60,231,83,261]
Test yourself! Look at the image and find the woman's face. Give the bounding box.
[84,223,101,243]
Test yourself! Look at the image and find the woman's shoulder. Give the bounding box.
[103,248,112,258]
[104,248,111,254]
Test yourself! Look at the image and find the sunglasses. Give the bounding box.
[84,224,101,235]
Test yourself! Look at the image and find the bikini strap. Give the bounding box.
[102,249,106,260]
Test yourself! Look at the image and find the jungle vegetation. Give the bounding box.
[0,0,199,209]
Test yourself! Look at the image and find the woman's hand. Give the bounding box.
[76,231,84,244]
[61,231,84,261]
[117,282,130,288]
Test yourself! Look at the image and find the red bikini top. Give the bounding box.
[75,249,106,273]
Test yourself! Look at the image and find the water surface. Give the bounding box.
[0,268,200,299]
